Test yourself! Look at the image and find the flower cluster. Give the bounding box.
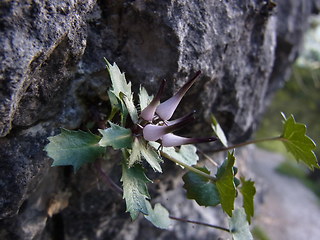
[138,71,217,147]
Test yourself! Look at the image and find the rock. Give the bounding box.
[248,147,320,240]
[0,0,319,239]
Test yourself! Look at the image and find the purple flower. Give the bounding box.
[143,112,195,141]
[140,80,166,121]
[156,71,201,121]
[138,71,217,147]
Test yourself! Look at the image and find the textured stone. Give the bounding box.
[0,0,319,239]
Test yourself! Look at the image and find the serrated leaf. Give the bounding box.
[105,59,138,123]
[105,59,132,99]
[182,167,220,206]
[128,138,142,167]
[140,141,163,173]
[121,164,151,220]
[98,122,133,149]
[211,114,228,147]
[229,208,253,240]
[119,92,139,124]
[149,142,199,167]
[239,177,256,224]
[45,129,104,172]
[128,139,162,172]
[281,114,319,170]
[139,86,153,111]
[216,151,237,217]
[144,201,171,229]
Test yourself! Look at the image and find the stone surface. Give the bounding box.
[249,147,320,240]
[0,0,319,239]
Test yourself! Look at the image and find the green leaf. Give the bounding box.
[45,129,104,172]
[229,208,253,240]
[128,139,162,172]
[107,90,121,121]
[105,59,132,100]
[144,201,171,229]
[140,141,163,173]
[128,138,142,167]
[98,122,133,149]
[149,142,199,167]
[119,92,139,124]
[281,113,319,170]
[216,151,237,217]
[139,86,153,111]
[105,59,138,123]
[211,114,228,147]
[121,164,151,220]
[239,177,256,224]
[108,90,121,110]
[182,167,220,206]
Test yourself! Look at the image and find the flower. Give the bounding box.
[138,71,217,147]
[142,112,195,141]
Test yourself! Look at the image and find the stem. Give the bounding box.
[169,216,230,233]
[107,107,119,121]
[197,149,219,167]
[94,161,123,194]
[212,136,285,153]
[160,150,216,182]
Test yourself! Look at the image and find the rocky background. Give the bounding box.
[0,0,319,239]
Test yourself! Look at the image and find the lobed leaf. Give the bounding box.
[98,122,133,149]
[128,139,163,172]
[105,59,138,123]
[128,138,142,167]
[105,59,132,100]
[211,114,228,147]
[140,141,163,173]
[119,92,139,124]
[45,129,104,172]
[182,167,220,207]
[239,177,256,223]
[121,164,151,220]
[144,201,171,229]
[229,208,253,240]
[281,114,319,170]
[215,151,237,217]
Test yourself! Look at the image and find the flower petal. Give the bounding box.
[140,80,166,121]
[142,113,195,141]
[156,71,201,120]
[166,111,196,126]
[162,133,217,147]
[143,124,168,141]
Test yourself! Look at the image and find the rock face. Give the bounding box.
[0,0,318,239]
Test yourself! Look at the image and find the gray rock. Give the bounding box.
[0,0,318,239]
